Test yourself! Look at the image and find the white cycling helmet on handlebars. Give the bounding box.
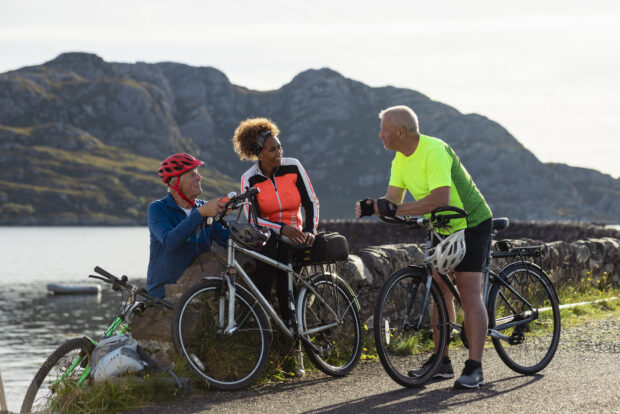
[427,230,466,274]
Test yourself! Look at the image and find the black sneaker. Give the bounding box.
[408,354,454,379]
[454,360,485,389]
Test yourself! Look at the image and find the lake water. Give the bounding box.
[0,227,149,413]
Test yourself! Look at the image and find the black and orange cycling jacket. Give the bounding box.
[241,157,319,234]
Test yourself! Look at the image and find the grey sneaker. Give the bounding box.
[454,362,485,389]
[408,354,454,379]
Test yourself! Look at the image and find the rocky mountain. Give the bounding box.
[1,52,618,224]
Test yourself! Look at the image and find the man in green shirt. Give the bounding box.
[356,105,492,389]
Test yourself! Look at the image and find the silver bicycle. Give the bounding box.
[171,188,363,390]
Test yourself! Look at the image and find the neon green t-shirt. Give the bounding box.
[389,134,492,233]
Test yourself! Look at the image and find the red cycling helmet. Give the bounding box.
[158,153,204,206]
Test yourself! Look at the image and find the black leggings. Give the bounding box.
[253,236,292,321]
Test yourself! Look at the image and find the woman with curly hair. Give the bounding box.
[232,117,319,335]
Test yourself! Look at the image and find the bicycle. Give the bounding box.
[21,267,174,413]
[171,187,363,390]
[373,206,561,387]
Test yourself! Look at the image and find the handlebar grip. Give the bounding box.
[94,266,117,280]
[219,192,237,203]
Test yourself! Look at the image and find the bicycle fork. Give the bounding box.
[221,268,238,335]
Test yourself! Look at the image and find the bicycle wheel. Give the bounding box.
[374,267,449,387]
[488,261,561,374]
[298,273,363,376]
[172,280,271,390]
[21,337,94,414]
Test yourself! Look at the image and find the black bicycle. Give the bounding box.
[373,207,561,387]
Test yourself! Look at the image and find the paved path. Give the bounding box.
[129,316,620,414]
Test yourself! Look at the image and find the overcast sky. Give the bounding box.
[2,0,619,178]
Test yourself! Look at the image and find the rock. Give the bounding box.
[129,245,257,367]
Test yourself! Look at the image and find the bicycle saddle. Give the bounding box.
[492,218,509,231]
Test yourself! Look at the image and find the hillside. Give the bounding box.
[1,52,618,224]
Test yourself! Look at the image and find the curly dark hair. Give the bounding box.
[232,118,281,161]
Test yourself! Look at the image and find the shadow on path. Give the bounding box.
[126,374,342,413]
[304,374,544,414]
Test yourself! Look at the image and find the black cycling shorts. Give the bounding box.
[454,217,492,273]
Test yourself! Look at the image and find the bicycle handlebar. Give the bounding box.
[378,205,468,229]
[90,266,173,310]
[429,206,468,222]
[378,215,427,226]
[213,187,260,222]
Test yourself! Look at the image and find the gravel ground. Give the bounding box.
[127,314,620,414]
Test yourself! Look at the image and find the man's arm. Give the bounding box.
[395,186,450,216]
[384,186,406,204]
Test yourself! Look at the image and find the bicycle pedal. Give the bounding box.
[508,333,525,345]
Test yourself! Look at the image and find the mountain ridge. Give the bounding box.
[1,52,618,225]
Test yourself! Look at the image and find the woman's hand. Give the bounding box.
[303,232,315,246]
[281,225,314,245]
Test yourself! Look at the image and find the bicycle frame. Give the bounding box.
[217,236,345,345]
[413,224,543,343]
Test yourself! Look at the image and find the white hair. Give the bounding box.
[378,105,419,133]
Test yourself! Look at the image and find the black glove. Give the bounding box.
[358,198,375,217]
[377,198,398,217]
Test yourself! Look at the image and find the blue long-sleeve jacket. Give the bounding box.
[147,193,229,298]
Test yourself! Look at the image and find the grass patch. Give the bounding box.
[559,297,620,328]
[48,369,186,414]
[555,271,618,303]
[257,331,310,383]
[0,124,35,135]
[360,323,378,361]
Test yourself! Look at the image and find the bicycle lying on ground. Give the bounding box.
[21,267,174,413]
[172,187,363,390]
[373,207,561,387]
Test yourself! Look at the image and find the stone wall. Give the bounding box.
[130,234,620,366]
[319,220,620,250]
[339,237,620,324]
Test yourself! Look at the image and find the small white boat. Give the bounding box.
[46,283,102,295]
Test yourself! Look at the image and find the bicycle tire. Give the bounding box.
[171,280,271,390]
[488,261,561,374]
[374,267,449,388]
[297,273,363,376]
[21,336,94,414]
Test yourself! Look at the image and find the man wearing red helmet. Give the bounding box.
[147,153,229,298]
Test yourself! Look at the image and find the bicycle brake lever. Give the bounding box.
[88,275,109,283]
